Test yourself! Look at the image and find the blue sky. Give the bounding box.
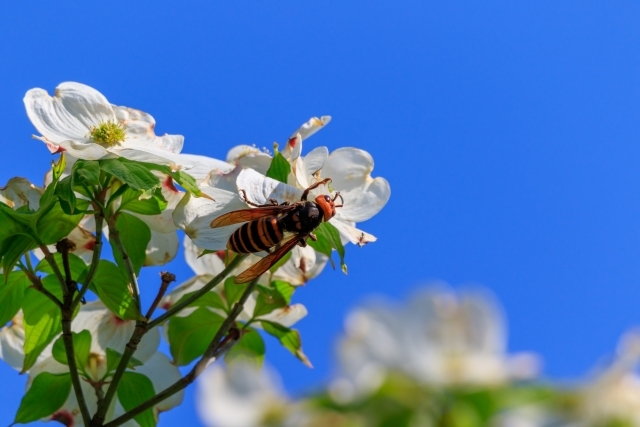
[1,1,640,425]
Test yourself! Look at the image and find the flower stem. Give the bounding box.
[71,213,104,309]
[146,253,248,329]
[102,277,260,427]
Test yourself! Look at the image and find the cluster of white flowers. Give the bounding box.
[195,286,640,427]
[0,81,391,426]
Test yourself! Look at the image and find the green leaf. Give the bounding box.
[265,150,291,184]
[117,372,157,427]
[92,260,144,321]
[272,280,295,305]
[14,372,71,424]
[72,160,101,186]
[225,328,265,367]
[0,271,30,326]
[175,290,227,312]
[119,187,168,215]
[253,285,287,318]
[106,348,143,374]
[308,222,347,273]
[37,200,87,245]
[111,212,151,275]
[22,276,63,372]
[35,252,87,281]
[0,207,31,246]
[224,277,247,309]
[51,330,92,369]
[171,170,202,197]
[2,235,37,280]
[55,175,77,213]
[261,320,312,367]
[167,307,225,366]
[99,159,160,191]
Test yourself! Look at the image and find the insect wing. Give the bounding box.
[234,235,305,283]
[210,206,295,228]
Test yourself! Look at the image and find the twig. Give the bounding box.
[102,278,259,427]
[72,214,104,309]
[146,254,248,329]
[23,271,63,309]
[39,245,69,296]
[146,272,176,320]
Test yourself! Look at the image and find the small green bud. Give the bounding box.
[89,121,126,146]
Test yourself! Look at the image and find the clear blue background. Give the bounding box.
[1,1,639,425]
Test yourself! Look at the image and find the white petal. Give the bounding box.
[329,218,377,246]
[24,82,116,144]
[113,105,184,154]
[0,313,26,371]
[258,304,308,328]
[108,145,193,170]
[272,245,328,285]
[0,177,43,210]
[227,145,273,175]
[291,116,331,141]
[184,237,226,276]
[136,352,184,413]
[72,300,160,363]
[60,139,115,161]
[175,153,234,182]
[161,275,212,311]
[197,363,286,427]
[294,146,328,189]
[322,148,390,223]
[236,168,303,206]
[66,225,96,264]
[279,134,302,164]
[173,188,247,250]
[145,231,179,266]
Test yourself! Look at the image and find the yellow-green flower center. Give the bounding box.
[89,121,126,146]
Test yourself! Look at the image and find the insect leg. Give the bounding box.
[301,178,332,201]
[240,189,280,207]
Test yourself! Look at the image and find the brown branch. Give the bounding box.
[145,272,176,320]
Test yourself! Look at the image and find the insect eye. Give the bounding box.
[324,195,331,202]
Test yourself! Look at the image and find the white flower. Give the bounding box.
[25,82,190,169]
[0,312,32,371]
[332,286,539,402]
[197,362,304,427]
[575,330,640,426]
[71,300,160,363]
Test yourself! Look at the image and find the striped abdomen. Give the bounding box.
[227,216,283,253]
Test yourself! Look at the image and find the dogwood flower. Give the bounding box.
[196,362,305,427]
[331,286,539,402]
[24,82,190,169]
[574,330,640,426]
